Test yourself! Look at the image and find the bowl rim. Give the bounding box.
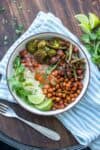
[6,32,90,116]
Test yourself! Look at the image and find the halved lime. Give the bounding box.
[35,98,53,111]
[79,23,91,33]
[28,94,45,104]
[89,13,100,29]
[75,14,89,24]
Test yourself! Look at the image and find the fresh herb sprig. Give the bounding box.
[75,13,100,67]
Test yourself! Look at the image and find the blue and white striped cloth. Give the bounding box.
[0,12,100,150]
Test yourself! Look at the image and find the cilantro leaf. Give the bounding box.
[81,34,90,43]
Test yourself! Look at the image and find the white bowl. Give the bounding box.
[6,32,90,116]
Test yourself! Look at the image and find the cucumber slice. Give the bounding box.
[35,98,53,111]
[28,94,45,104]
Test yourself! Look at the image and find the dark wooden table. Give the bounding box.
[0,0,99,150]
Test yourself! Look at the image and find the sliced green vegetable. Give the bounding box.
[35,98,53,111]
[28,94,45,104]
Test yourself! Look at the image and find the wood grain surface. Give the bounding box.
[0,0,99,149]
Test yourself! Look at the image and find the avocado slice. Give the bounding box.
[35,98,53,111]
[28,94,45,104]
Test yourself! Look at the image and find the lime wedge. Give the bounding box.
[75,14,89,24]
[79,23,91,33]
[35,98,53,111]
[28,94,45,104]
[89,13,100,29]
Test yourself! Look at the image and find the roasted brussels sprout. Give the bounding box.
[34,49,47,63]
[48,39,67,50]
[48,39,60,49]
[38,40,47,49]
[45,46,50,51]
[26,40,38,53]
[47,49,56,57]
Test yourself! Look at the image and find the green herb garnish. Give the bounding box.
[75,13,100,67]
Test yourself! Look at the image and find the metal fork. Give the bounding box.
[0,103,60,141]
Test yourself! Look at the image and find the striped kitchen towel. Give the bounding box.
[0,12,100,150]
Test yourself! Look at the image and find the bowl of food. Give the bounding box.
[6,32,90,116]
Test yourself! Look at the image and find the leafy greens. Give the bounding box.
[9,56,32,101]
[75,13,100,67]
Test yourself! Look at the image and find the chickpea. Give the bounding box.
[65,78,68,82]
[48,88,53,92]
[63,82,66,87]
[52,87,56,91]
[52,70,58,76]
[44,84,50,89]
[72,87,76,91]
[50,78,57,86]
[71,98,75,101]
[77,89,81,94]
[57,93,62,97]
[55,84,59,89]
[70,94,74,98]
[62,93,66,98]
[57,88,62,92]
[74,82,78,87]
[43,89,47,94]
[55,97,61,102]
[47,93,52,98]
[74,93,78,98]
[67,96,70,101]
[61,77,64,82]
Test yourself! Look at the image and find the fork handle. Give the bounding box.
[16,116,60,141]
